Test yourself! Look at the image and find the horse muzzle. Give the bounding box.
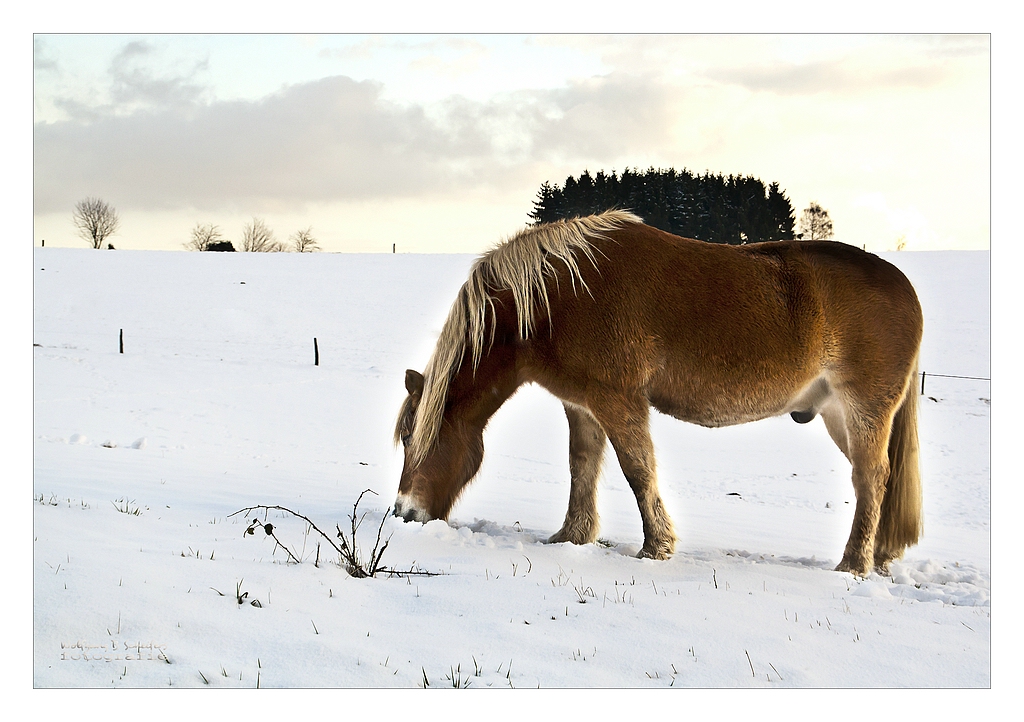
[393,494,431,523]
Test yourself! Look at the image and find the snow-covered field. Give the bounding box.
[33,246,990,689]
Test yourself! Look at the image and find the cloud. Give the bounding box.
[705,59,948,95]
[34,37,58,72]
[40,39,212,124]
[34,71,678,213]
[529,73,676,159]
[36,76,435,212]
[544,35,978,96]
[107,40,210,113]
[915,34,989,59]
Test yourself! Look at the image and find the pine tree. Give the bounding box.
[528,181,557,224]
[766,183,796,241]
[528,167,796,246]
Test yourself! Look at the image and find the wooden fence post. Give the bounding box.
[119,329,124,354]
[314,337,319,366]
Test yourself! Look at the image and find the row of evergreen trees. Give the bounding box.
[529,167,797,245]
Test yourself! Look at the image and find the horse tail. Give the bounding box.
[875,358,923,563]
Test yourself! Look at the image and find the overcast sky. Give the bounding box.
[33,33,989,252]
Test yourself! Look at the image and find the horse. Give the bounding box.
[393,211,923,577]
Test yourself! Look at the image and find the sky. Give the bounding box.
[32,32,990,253]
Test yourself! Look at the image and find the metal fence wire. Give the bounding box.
[919,371,990,395]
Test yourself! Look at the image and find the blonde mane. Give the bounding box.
[399,210,643,467]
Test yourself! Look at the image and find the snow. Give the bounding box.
[33,247,990,691]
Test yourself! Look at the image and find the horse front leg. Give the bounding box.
[590,397,676,560]
[548,403,607,546]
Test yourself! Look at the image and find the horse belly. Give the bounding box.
[649,395,782,428]
[648,368,827,429]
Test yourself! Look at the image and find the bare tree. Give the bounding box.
[184,223,225,252]
[796,202,833,241]
[291,226,320,253]
[240,217,283,252]
[73,198,120,249]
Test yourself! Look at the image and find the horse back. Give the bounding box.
[516,223,922,426]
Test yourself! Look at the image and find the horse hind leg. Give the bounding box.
[588,397,676,560]
[835,411,893,577]
[826,376,921,576]
[873,372,923,573]
[548,403,606,546]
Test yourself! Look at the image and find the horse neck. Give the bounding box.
[445,342,521,434]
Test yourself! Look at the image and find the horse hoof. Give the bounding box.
[834,559,870,578]
[547,524,597,546]
[637,545,673,561]
[547,533,594,546]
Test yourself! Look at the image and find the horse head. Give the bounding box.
[393,368,485,524]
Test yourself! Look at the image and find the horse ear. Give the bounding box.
[405,369,424,397]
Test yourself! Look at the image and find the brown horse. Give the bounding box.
[393,211,923,577]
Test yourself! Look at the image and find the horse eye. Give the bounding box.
[401,433,411,448]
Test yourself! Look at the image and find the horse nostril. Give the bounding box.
[393,499,414,522]
[393,496,422,523]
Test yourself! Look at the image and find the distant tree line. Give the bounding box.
[185,218,320,253]
[68,198,324,252]
[529,167,797,245]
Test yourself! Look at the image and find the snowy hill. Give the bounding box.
[33,247,990,687]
